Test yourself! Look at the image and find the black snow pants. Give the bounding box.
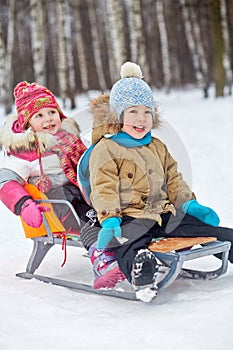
[114,210,233,282]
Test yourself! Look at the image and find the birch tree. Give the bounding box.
[156,0,171,92]
[132,0,149,78]
[166,3,181,88]
[45,1,59,91]
[104,0,126,83]
[56,0,76,108]
[107,0,126,69]
[3,0,16,114]
[73,2,88,91]
[103,0,118,83]
[189,4,209,96]
[87,0,107,91]
[212,0,225,97]
[179,0,209,97]
[0,20,5,104]
[56,0,67,105]
[30,0,46,85]
[63,1,76,108]
[220,0,232,95]
[112,0,126,67]
[125,0,136,62]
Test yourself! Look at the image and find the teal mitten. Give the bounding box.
[97,217,122,249]
[181,199,220,226]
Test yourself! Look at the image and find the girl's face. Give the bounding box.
[29,107,62,134]
[122,105,153,139]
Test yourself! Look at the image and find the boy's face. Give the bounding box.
[122,105,153,139]
[29,107,62,134]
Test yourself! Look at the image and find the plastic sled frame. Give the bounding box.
[16,198,231,301]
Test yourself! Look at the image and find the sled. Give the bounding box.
[16,185,231,301]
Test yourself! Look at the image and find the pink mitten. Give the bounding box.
[20,199,49,228]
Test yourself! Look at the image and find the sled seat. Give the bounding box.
[16,184,231,300]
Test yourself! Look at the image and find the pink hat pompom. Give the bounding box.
[13,81,31,99]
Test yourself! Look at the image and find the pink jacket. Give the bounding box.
[0,115,86,214]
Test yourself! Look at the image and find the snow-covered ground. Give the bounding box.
[0,88,233,350]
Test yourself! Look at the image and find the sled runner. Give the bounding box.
[16,185,231,301]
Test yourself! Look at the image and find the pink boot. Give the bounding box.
[89,246,126,289]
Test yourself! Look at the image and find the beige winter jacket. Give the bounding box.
[89,94,195,225]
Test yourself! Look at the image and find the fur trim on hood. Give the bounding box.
[90,93,160,144]
[0,114,81,153]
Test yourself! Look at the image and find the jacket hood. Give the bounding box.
[0,114,81,153]
[90,93,160,144]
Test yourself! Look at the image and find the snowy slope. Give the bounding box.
[0,88,233,350]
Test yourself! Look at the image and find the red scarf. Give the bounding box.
[53,130,86,187]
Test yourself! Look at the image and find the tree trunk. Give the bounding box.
[87,0,107,91]
[63,1,76,108]
[56,0,68,107]
[30,0,46,85]
[180,0,207,96]
[74,3,88,92]
[220,0,232,95]
[156,0,171,93]
[0,20,5,104]
[189,4,209,97]
[104,0,118,83]
[3,0,16,114]
[45,1,59,93]
[212,0,225,97]
[132,0,149,78]
[112,0,126,66]
[56,0,76,108]
[125,0,136,62]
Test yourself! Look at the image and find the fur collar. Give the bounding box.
[0,115,81,153]
[90,94,160,144]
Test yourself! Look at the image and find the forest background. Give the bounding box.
[0,0,232,114]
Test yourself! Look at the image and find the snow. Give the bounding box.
[1,88,233,350]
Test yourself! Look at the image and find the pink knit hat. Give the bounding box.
[12,81,66,133]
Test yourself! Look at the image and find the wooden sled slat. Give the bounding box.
[149,237,217,253]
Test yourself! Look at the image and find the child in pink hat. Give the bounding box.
[0,81,94,231]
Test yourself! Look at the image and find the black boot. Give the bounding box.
[131,248,159,302]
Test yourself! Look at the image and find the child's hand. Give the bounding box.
[181,199,220,226]
[97,217,122,249]
[20,199,49,228]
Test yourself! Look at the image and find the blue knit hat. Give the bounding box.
[109,62,155,120]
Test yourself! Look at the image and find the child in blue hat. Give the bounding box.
[79,62,233,302]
